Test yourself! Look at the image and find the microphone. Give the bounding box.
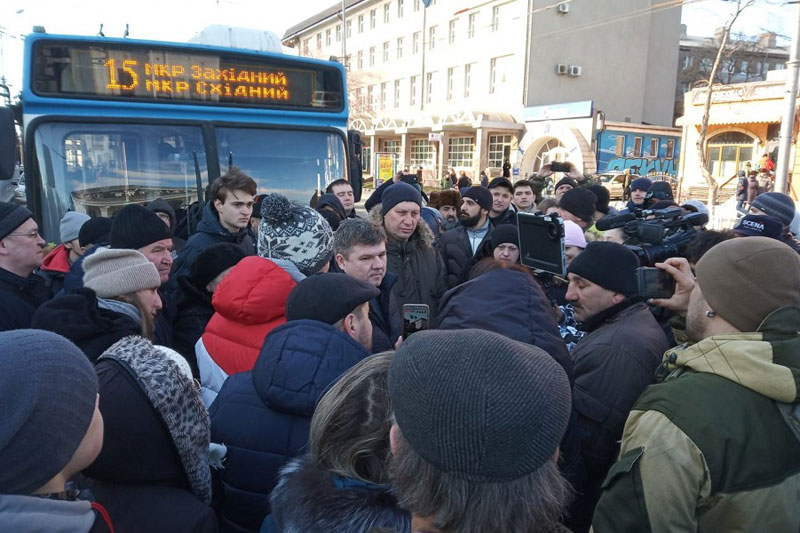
[596,212,637,231]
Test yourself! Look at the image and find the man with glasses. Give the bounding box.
[0,201,50,331]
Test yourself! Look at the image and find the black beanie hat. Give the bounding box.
[111,204,173,250]
[78,217,112,247]
[286,272,379,324]
[462,186,493,211]
[491,224,519,249]
[645,181,674,202]
[558,187,597,223]
[190,242,247,287]
[146,199,176,229]
[568,241,640,297]
[381,183,422,216]
[587,185,610,214]
[388,329,571,482]
[0,201,33,240]
[554,177,579,191]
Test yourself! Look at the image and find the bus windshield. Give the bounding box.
[32,122,346,238]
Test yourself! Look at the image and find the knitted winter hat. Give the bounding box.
[568,241,640,297]
[389,329,571,482]
[286,273,379,324]
[190,242,247,288]
[79,217,113,247]
[0,201,33,240]
[645,181,674,202]
[563,220,587,249]
[462,186,493,212]
[381,183,423,216]
[258,193,334,276]
[0,330,98,495]
[695,237,800,332]
[587,185,611,214]
[83,248,161,298]
[59,212,90,243]
[559,187,597,223]
[629,177,652,192]
[146,199,176,229]
[751,192,796,226]
[554,177,578,191]
[491,224,519,249]
[734,215,783,240]
[111,204,173,250]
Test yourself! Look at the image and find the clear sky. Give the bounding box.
[0,0,793,97]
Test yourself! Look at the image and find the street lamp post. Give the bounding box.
[775,2,800,193]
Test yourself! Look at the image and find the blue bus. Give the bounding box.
[1,31,356,240]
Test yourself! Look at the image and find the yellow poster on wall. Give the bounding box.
[376,152,396,186]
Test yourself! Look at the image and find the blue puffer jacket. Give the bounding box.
[208,319,371,533]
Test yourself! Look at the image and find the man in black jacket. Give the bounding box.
[439,186,493,288]
[487,177,517,226]
[563,242,669,531]
[0,202,50,331]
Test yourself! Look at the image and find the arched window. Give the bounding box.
[706,131,755,178]
[532,138,566,172]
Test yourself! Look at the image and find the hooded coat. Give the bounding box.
[266,454,411,533]
[368,205,447,315]
[30,288,141,362]
[172,275,215,377]
[436,268,573,382]
[37,242,72,297]
[171,202,256,281]
[593,306,800,532]
[0,493,113,533]
[147,199,187,254]
[209,320,371,533]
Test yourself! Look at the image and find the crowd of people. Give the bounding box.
[0,164,799,533]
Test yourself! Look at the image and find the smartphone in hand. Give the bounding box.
[636,267,676,299]
[403,304,430,338]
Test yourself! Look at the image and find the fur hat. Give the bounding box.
[83,248,161,298]
[258,193,334,276]
[435,189,462,210]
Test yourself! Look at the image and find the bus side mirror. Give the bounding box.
[348,129,363,202]
[0,107,16,181]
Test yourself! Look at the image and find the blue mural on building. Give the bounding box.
[596,129,681,176]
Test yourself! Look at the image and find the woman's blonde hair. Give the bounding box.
[309,351,394,485]
[116,291,155,339]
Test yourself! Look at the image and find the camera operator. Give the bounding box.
[595,237,800,532]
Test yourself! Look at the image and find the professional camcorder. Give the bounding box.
[595,207,708,266]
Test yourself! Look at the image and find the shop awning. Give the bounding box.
[677,99,786,127]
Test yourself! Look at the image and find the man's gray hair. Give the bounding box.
[334,218,387,258]
[389,427,572,533]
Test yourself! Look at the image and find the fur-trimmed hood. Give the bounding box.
[268,454,411,533]
[96,336,212,503]
[367,203,436,249]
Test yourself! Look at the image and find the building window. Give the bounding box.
[358,14,364,33]
[370,9,377,28]
[429,26,436,50]
[410,139,434,166]
[383,41,390,62]
[336,24,342,42]
[368,85,375,109]
[490,58,498,94]
[700,57,713,71]
[358,87,366,108]
[384,3,390,23]
[346,20,352,38]
[316,33,322,49]
[615,135,625,156]
[414,0,420,11]
[492,6,500,31]
[426,71,435,104]
[448,137,475,167]
[449,19,456,44]
[394,80,401,108]
[447,67,455,100]
[410,76,418,106]
[706,131,754,177]
[397,37,404,59]
[633,137,643,157]
[488,135,512,168]
[302,39,310,55]
[381,82,387,108]
[681,55,693,69]
[398,0,404,18]
[680,82,691,93]
[666,140,675,160]
[776,62,786,70]
[468,13,477,38]
[326,28,332,46]
[413,32,420,54]
[464,63,473,98]
[363,146,372,173]
[383,139,402,153]
[357,50,364,69]
[370,46,376,66]
[650,138,659,157]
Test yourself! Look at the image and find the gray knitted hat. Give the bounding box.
[0,330,98,495]
[59,211,90,243]
[751,192,796,226]
[258,193,334,276]
[389,329,571,482]
[83,248,161,298]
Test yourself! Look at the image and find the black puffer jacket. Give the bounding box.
[438,224,493,289]
[267,454,411,533]
[436,268,572,383]
[172,276,214,377]
[368,206,446,315]
[489,207,517,226]
[30,288,140,362]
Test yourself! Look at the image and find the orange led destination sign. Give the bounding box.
[33,42,344,111]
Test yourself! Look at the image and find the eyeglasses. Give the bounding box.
[5,230,41,239]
